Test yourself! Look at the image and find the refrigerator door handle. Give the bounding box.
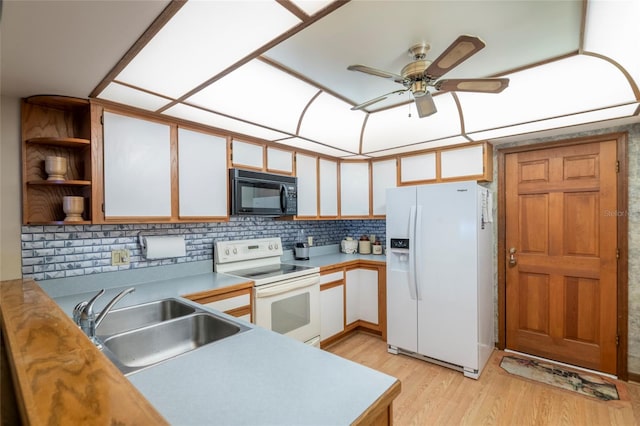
[415,205,423,301]
[407,205,418,300]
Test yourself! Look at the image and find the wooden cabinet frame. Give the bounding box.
[91,102,229,223]
[21,96,93,225]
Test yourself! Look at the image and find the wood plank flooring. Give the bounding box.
[325,332,640,425]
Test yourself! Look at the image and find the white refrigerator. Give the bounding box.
[386,181,494,379]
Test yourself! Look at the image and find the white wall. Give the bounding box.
[1,96,22,280]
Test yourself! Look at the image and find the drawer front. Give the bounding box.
[202,293,250,313]
[320,270,344,285]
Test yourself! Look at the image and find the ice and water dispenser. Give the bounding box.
[388,238,410,271]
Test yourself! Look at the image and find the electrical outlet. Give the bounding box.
[111,249,130,266]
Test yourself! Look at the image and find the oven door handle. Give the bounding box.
[255,275,319,298]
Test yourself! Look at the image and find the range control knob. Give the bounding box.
[275,243,279,249]
[233,248,238,254]
[225,249,230,255]
[268,244,273,250]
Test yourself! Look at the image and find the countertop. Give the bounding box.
[5,249,398,425]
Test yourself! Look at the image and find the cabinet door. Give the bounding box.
[358,268,379,324]
[345,269,360,325]
[103,112,171,217]
[440,144,484,179]
[232,140,264,170]
[266,147,293,174]
[320,285,344,340]
[178,128,227,218]
[340,162,370,217]
[346,268,379,325]
[400,152,436,184]
[319,158,338,217]
[295,153,318,217]
[372,159,397,216]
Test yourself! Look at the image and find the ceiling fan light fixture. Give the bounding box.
[415,92,437,118]
[410,80,428,97]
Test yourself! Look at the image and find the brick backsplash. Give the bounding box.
[21,217,386,281]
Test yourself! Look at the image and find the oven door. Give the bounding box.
[254,274,320,346]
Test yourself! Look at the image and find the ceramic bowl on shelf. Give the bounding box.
[63,196,84,222]
[45,156,67,181]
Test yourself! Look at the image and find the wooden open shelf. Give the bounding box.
[27,137,90,148]
[22,96,93,225]
[27,180,91,186]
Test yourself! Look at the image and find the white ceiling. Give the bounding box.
[2,1,639,158]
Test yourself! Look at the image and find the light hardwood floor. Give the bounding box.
[326,332,640,425]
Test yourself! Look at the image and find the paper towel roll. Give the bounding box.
[142,235,186,259]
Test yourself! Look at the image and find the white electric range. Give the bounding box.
[214,237,320,347]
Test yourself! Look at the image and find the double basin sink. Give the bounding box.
[96,298,250,375]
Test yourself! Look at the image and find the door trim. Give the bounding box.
[496,132,629,380]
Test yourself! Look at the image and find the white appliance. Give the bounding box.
[386,181,494,379]
[214,237,321,347]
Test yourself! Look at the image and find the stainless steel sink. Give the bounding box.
[96,300,251,375]
[97,298,196,336]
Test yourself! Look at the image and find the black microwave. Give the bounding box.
[230,169,297,216]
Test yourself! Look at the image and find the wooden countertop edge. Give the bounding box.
[0,278,168,425]
[352,378,401,425]
[319,258,386,272]
[180,280,253,299]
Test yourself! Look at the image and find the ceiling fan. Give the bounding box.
[347,35,509,118]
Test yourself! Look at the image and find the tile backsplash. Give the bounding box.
[21,217,386,281]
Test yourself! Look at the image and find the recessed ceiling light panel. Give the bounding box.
[163,103,290,141]
[186,60,319,134]
[116,1,301,98]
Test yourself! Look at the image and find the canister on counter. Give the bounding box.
[358,235,371,254]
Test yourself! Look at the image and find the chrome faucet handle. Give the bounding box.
[74,289,105,345]
[72,300,88,325]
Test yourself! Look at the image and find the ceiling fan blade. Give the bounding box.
[414,92,437,118]
[424,35,486,78]
[436,78,509,93]
[351,89,409,111]
[348,64,406,84]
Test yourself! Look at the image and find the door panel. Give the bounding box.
[505,140,617,374]
[386,187,418,352]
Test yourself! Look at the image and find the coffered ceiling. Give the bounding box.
[2,1,639,158]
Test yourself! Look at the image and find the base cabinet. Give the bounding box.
[320,263,386,348]
[320,269,345,345]
[346,268,379,326]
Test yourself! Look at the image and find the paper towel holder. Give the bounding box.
[138,231,186,259]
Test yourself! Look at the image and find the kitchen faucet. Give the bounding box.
[73,287,135,347]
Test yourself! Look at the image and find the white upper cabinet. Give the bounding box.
[340,162,370,217]
[372,159,397,216]
[266,146,293,174]
[399,152,436,184]
[103,112,172,218]
[178,128,227,218]
[295,153,318,217]
[231,139,264,170]
[440,144,485,179]
[319,158,338,217]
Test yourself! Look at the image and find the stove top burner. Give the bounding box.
[228,263,316,281]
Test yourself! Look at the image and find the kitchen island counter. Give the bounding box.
[1,275,400,425]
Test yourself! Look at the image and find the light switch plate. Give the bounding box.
[111,249,130,266]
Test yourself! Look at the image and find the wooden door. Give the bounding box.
[505,140,618,374]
